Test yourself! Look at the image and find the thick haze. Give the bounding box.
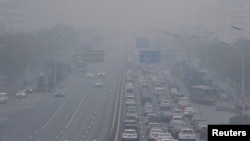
[26,0,216,34]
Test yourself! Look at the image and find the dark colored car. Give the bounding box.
[199,126,208,140]
[25,86,33,94]
[54,90,65,97]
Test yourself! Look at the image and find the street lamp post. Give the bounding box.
[40,39,49,95]
[220,41,245,117]
[231,25,250,117]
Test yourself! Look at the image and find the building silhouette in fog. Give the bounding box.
[216,0,249,43]
[0,0,26,33]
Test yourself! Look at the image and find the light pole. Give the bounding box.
[32,36,48,94]
[231,25,250,117]
[38,38,49,95]
[220,41,245,117]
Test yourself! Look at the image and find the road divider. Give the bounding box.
[108,66,125,141]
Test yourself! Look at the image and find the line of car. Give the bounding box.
[120,65,208,141]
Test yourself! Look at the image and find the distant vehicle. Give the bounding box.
[154,87,165,97]
[86,72,94,78]
[148,127,164,141]
[25,86,33,94]
[156,133,173,141]
[172,108,183,117]
[168,121,186,139]
[54,89,65,97]
[94,81,103,87]
[219,92,230,101]
[122,129,139,141]
[125,82,134,95]
[183,107,199,118]
[16,90,27,98]
[126,109,138,119]
[141,93,152,106]
[97,72,106,78]
[0,92,8,103]
[125,98,136,106]
[199,126,208,140]
[124,124,139,137]
[178,128,196,141]
[189,85,218,104]
[124,115,137,125]
[160,109,173,122]
[145,114,161,125]
[178,100,190,111]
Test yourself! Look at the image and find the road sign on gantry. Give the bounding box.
[139,50,160,63]
[56,50,104,63]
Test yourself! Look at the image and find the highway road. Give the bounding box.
[118,61,243,141]
[0,39,126,141]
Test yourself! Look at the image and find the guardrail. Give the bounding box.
[108,67,125,141]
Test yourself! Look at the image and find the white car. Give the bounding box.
[148,127,164,141]
[178,128,196,141]
[122,129,138,141]
[126,109,138,119]
[0,92,8,103]
[16,90,26,98]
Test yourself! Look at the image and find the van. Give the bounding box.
[0,92,8,103]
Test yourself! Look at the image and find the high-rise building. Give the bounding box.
[0,0,26,33]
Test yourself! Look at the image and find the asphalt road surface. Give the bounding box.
[0,39,126,141]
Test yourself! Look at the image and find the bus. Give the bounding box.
[189,85,218,104]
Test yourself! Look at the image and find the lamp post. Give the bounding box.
[231,25,250,117]
[220,41,245,117]
[37,38,49,95]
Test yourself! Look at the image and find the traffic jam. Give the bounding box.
[119,64,208,141]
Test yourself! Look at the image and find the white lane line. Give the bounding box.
[85,130,88,134]
[35,131,39,134]
[60,131,63,134]
[88,125,91,128]
[90,120,93,125]
[64,95,87,129]
[41,94,74,130]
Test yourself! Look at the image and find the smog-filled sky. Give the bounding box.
[26,0,217,33]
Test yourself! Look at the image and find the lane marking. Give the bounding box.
[41,94,74,130]
[64,95,87,129]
